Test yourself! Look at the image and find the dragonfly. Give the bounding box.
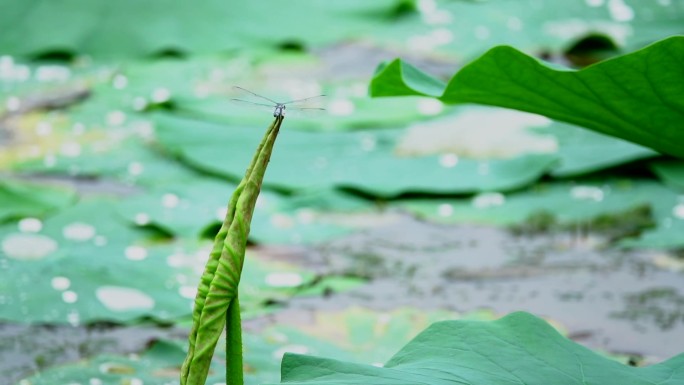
[231,86,325,117]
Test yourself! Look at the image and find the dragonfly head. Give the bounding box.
[273,103,286,117]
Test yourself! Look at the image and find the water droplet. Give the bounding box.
[96,286,155,311]
[134,213,151,226]
[35,65,71,82]
[296,209,316,224]
[35,121,52,136]
[67,310,80,326]
[151,88,171,103]
[472,192,506,209]
[179,286,197,299]
[89,377,103,385]
[166,253,185,267]
[585,0,604,6]
[51,276,71,291]
[439,153,459,168]
[161,193,180,208]
[672,203,684,219]
[475,25,490,40]
[417,0,437,13]
[106,110,126,126]
[417,99,443,116]
[570,186,604,202]
[329,99,355,116]
[94,235,108,246]
[271,214,295,229]
[112,74,128,89]
[125,246,148,261]
[132,97,148,111]
[72,122,86,135]
[5,96,20,111]
[506,17,523,31]
[216,206,229,220]
[62,290,78,303]
[62,222,96,241]
[60,142,82,157]
[129,378,143,385]
[1,233,57,260]
[266,272,303,287]
[360,135,376,151]
[608,0,634,21]
[438,203,453,217]
[127,161,144,176]
[658,0,671,5]
[272,345,309,360]
[18,217,42,233]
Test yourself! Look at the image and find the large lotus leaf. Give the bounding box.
[0,179,76,223]
[272,312,684,385]
[0,0,409,58]
[154,113,557,197]
[370,36,684,159]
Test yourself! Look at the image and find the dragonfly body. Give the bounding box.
[273,103,286,117]
[232,86,324,118]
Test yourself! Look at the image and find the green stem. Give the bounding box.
[181,116,284,385]
[226,296,243,385]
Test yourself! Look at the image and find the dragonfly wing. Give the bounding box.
[233,86,280,105]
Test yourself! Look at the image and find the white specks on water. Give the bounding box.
[272,345,309,360]
[507,17,523,31]
[96,286,155,311]
[179,285,197,299]
[570,186,604,202]
[474,25,491,40]
[162,193,180,208]
[35,65,71,82]
[6,96,21,111]
[35,121,52,136]
[296,209,316,224]
[112,74,128,89]
[439,153,459,168]
[359,134,377,152]
[132,97,148,111]
[127,161,144,176]
[417,98,444,116]
[329,99,355,116]
[134,213,151,225]
[62,290,78,303]
[89,378,103,385]
[472,192,506,209]
[106,110,126,126]
[166,253,185,267]
[438,203,454,217]
[586,0,604,6]
[372,362,385,367]
[62,222,96,241]
[1,233,57,260]
[431,28,453,45]
[672,198,684,219]
[72,122,86,135]
[125,245,148,261]
[271,213,295,229]
[129,378,143,385]
[51,276,71,291]
[67,310,80,326]
[94,235,108,246]
[18,217,42,233]
[608,0,634,21]
[151,87,171,103]
[216,206,229,220]
[60,142,82,158]
[658,0,671,5]
[266,272,303,288]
